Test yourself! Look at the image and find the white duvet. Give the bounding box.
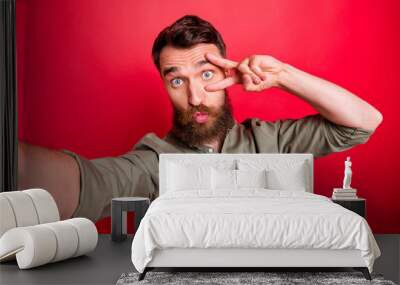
[131,189,380,273]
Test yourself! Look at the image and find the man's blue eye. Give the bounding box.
[171,78,183,87]
[202,70,214,81]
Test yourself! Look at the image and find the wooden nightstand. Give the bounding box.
[331,198,366,218]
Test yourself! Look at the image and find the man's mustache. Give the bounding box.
[174,104,221,125]
[184,104,218,116]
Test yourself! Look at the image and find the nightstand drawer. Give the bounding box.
[331,198,366,218]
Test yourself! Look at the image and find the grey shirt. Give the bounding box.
[64,114,373,222]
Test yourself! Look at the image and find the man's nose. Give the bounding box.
[188,82,206,106]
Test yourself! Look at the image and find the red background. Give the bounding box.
[16,0,400,233]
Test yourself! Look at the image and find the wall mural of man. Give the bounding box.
[18,15,382,222]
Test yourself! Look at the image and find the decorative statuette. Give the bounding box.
[332,157,357,199]
[342,156,352,189]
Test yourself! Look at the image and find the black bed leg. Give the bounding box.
[138,268,148,281]
[362,268,372,280]
[354,267,372,280]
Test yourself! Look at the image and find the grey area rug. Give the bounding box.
[116,271,396,285]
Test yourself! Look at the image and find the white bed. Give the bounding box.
[131,154,380,280]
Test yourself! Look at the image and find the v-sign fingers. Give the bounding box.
[238,58,262,84]
[204,74,240,92]
[205,53,239,70]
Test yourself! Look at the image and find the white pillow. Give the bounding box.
[237,169,268,188]
[266,163,307,191]
[212,168,236,190]
[238,159,308,191]
[212,168,268,190]
[167,162,212,191]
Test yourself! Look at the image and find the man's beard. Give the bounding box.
[170,94,235,148]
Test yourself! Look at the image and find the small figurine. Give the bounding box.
[342,156,353,189]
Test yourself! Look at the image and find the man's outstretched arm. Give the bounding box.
[18,142,80,220]
[205,53,383,132]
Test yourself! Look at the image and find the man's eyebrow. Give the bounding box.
[162,60,212,77]
[162,66,179,77]
[196,59,211,67]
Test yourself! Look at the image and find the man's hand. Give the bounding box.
[205,53,285,92]
[205,52,382,132]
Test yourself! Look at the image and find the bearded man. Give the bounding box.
[18,15,382,222]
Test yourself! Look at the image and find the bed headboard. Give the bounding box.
[159,153,314,195]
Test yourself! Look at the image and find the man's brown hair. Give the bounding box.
[152,15,226,71]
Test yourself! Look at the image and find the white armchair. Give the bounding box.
[0,189,98,269]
